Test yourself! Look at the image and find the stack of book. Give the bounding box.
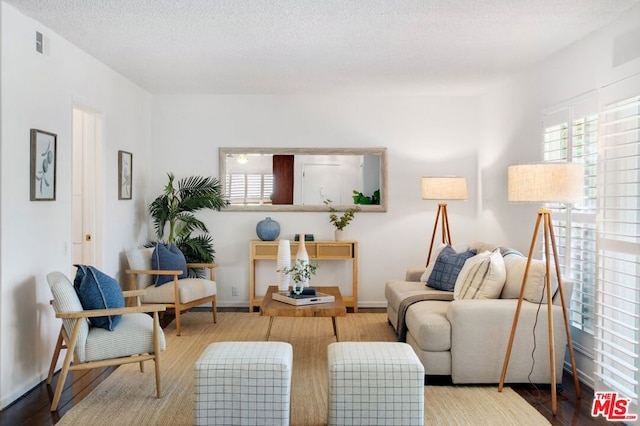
[272,288,335,306]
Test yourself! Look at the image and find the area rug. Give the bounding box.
[57,312,549,425]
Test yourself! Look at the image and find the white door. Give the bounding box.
[72,106,103,267]
[301,163,342,205]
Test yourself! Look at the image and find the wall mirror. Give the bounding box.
[219,147,387,212]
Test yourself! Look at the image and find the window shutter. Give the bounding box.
[594,83,640,413]
[543,97,598,334]
[226,172,274,205]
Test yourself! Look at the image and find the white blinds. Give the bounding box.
[226,172,274,205]
[543,96,598,334]
[595,85,640,415]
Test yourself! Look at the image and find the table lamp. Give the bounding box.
[421,176,468,266]
[498,162,583,415]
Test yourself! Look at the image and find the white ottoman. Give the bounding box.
[194,341,293,426]
[327,342,424,426]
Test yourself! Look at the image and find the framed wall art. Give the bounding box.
[30,129,57,201]
[118,150,132,200]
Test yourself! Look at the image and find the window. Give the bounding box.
[543,96,598,334]
[226,172,273,205]
[543,77,640,414]
[594,87,639,413]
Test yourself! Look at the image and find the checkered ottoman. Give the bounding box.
[194,341,293,426]
[327,342,424,426]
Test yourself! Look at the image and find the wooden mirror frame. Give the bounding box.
[219,147,387,212]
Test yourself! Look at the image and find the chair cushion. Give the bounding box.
[47,271,90,362]
[141,278,217,304]
[126,247,154,289]
[73,265,124,331]
[84,312,166,363]
[152,243,188,286]
[454,248,506,300]
[427,246,477,291]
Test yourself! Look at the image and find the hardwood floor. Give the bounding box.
[512,374,612,425]
[0,310,613,425]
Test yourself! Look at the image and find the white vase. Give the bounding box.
[276,239,291,292]
[296,234,310,287]
[334,229,344,241]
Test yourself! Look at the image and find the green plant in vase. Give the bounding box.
[278,259,319,295]
[324,199,360,240]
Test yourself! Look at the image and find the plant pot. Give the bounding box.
[334,229,344,241]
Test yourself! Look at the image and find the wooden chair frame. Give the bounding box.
[126,263,218,336]
[47,290,166,411]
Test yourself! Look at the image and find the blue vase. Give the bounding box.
[256,217,280,241]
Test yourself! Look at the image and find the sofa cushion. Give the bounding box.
[468,241,499,253]
[420,242,470,283]
[73,265,124,331]
[454,248,506,300]
[427,246,477,291]
[152,243,188,286]
[500,252,558,303]
[405,301,451,352]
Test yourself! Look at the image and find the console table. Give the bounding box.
[249,240,358,312]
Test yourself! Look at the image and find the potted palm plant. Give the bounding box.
[148,173,229,263]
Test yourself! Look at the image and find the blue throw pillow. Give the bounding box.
[152,243,188,286]
[73,265,124,331]
[427,246,477,292]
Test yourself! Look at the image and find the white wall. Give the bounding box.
[150,95,491,307]
[0,2,152,408]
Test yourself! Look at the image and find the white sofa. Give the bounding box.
[385,242,571,384]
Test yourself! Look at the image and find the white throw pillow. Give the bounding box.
[454,249,506,300]
[500,253,558,303]
[420,242,470,283]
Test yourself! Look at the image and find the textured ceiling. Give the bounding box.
[5,0,640,95]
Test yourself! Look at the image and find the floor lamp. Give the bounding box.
[498,163,583,415]
[421,176,468,266]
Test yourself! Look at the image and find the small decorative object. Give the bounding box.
[323,199,360,240]
[276,239,291,291]
[118,150,133,200]
[30,129,57,201]
[295,234,310,285]
[294,234,314,241]
[278,258,318,295]
[256,217,280,241]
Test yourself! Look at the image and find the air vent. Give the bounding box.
[36,31,43,54]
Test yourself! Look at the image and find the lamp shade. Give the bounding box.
[508,163,584,203]
[421,176,468,200]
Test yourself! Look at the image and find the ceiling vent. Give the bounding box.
[36,31,43,54]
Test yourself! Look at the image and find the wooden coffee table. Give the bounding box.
[260,286,347,341]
